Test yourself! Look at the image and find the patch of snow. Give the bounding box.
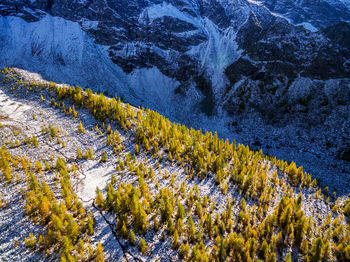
[296,22,319,32]
[80,18,99,30]
[79,163,115,202]
[187,105,350,196]
[269,11,292,23]
[246,0,263,5]
[0,90,32,122]
[141,2,201,29]
[186,18,240,97]
[127,67,180,114]
[22,6,40,18]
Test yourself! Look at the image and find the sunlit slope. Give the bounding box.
[0,67,349,261]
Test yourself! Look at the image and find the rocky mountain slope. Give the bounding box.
[262,0,350,29]
[0,67,349,261]
[1,0,349,113]
[0,0,349,191]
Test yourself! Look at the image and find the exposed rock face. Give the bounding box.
[262,0,350,29]
[0,0,244,115]
[223,15,350,122]
[1,0,349,116]
[321,22,350,49]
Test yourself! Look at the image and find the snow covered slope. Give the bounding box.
[0,15,184,115]
[1,67,349,262]
[262,0,350,30]
[0,0,349,192]
[0,0,349,114]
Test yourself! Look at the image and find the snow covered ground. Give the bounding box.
[182,107,350,196]
[1,68,349,261]
[0,11,241,118]
[0,15,182,117]
[0,69,240,261]
[1,13,347,199]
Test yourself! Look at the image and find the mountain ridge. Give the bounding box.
[0,0,349,192]
[0,66,349,261]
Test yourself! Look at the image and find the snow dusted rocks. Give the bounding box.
[262,0,350,29]
[0,0,348,115]
[287,78,313,105]
[0,0,348,111]
[1,67,350,262]
[0,0,349,193]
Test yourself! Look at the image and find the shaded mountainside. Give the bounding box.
[262,0,350,29]
[224,19,350,118]
[0,0,349,116]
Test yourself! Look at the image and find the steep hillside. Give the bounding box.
[0,0,349,113]
[0,0,348,94]
[0,0,349,199]
[0,67,349,261]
